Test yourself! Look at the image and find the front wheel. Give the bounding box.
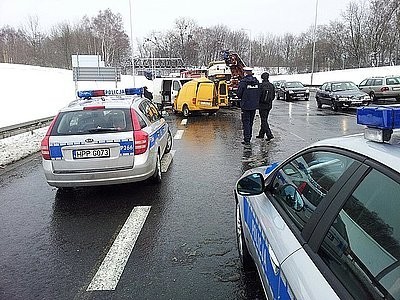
[151,152,162,183]
[331,100,339,111]
[182,104,189,117]
[236,202,254,271]
[164,130,173,154]
[370,92,377,102]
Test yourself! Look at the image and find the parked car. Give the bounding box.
[41,88,173,188]
[173,77,219,117]
[276,81,309,101]
[358,75,400,102]
[234,106,400,299]
[315,81,371,111]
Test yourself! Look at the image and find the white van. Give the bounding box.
[153,78,192,109]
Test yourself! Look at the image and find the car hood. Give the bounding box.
[332,90,368,97]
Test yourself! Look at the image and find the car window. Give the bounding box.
[286,82,304,88]
[318,168,400,299]
[373,79,383,86]
[320,83,327,90]
[139,100,160,123]
[52,108,133,135]
[331,82,358,91]
[366,79,374,86]
[386,77,400,85]
[359,79,368,86]
[173,80,181,91]
[271,151,355,231]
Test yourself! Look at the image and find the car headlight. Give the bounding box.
[306,89,309,93]
[361,95,371,101]
[289,90,294,94]
[337,97,349,101]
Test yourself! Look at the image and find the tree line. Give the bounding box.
[1,0,399,75]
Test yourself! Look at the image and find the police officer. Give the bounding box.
[237,67,260,146]
[256,72,275,140]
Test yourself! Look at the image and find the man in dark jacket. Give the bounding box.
[237,67,260,146]
[256,72,275,140]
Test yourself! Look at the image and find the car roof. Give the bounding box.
[61,95,143,112]
[311,131,400,173]
[323,81,355,84]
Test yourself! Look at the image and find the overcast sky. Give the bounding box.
[1,0,352,43]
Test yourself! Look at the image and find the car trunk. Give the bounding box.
[49,132,134,173]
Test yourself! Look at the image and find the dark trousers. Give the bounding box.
[241,109,256,142]
[258,109,273,138]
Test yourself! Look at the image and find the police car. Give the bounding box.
[41,88,173,188]
[235,105,400,299]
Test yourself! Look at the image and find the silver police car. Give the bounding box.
[235,105,400,299]
[41,88,172,188]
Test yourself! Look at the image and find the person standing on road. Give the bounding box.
[256,72,275,140]
[237,67,260,146]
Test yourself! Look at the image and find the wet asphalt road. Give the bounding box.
[0,97,364,300]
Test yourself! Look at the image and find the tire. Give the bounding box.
[331,100,338,111]
[208,110,217,116]
[370,92,377,102]
[236,201,254,271]
[284,93,290,102]
[151,152,162,183]
[182,104,189,117]
[164,130,173,154]
[316,97,322,108]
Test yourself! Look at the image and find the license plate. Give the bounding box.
[200,101,211,105]
[73,148,110,159]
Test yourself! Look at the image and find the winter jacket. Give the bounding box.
[237,75,260,110]
[259,80,275,110]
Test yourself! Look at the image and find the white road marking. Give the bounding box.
[290,132,305,141]
[161,150,176,172]
[86,206,151,291]
[174,130,184,140]
[180,119,188,125]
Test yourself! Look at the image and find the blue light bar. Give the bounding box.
[77,88,143,99]
[357,106,400,130]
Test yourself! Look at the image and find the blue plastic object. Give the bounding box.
[357,106,400,129]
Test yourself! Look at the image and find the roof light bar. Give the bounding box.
[357,106,400,142]
[77,88,144,98]
[357,106,400,129]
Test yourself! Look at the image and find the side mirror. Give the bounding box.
[236,173,265,196]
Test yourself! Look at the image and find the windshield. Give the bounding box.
[331,82,358,92]
[286,82,304,88]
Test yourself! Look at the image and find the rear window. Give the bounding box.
[51,108,133,135]
[386,77,400,85]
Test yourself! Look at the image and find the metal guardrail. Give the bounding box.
[0,116,54,140]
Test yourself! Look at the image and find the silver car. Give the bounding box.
[41,88,173,188]
[358,75,400,101]
[235,106,400,299]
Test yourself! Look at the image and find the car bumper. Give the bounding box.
[42,154,156,187]
[288,93,309,99]
[338,100,371,107]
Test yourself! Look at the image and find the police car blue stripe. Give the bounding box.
[243,196,292,300]
[149,124,167,149]
[265,162,279,175]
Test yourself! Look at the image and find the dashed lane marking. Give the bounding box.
[180,119,187,125]
[290,132,306,141]
[86,206,151,291]
[174,130,184,140]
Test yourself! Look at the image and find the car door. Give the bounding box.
[308,161,400,299]
[321,83,332,104]
[251,149,363,299]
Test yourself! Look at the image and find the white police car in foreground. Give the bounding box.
[235,105,400,299]
[41,88,172,188]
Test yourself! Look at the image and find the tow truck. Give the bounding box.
[222,50,247,107]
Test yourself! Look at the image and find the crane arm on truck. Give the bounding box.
[222,50,247,106]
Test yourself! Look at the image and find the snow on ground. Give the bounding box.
[1,62,400,167]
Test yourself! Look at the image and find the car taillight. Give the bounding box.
[41,114,58,160]
[381,86,390,92]
[134,130,148,155]
[131,108,148,155]
[83,105,105,110]
[192,97,196,104]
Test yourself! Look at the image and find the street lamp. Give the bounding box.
[241,28,252,66]
[145,38,156,79]
[129,0,136,86]
[310,0,319,86]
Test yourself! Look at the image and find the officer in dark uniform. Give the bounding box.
[237,67,260,146]
[256,72,275,140]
